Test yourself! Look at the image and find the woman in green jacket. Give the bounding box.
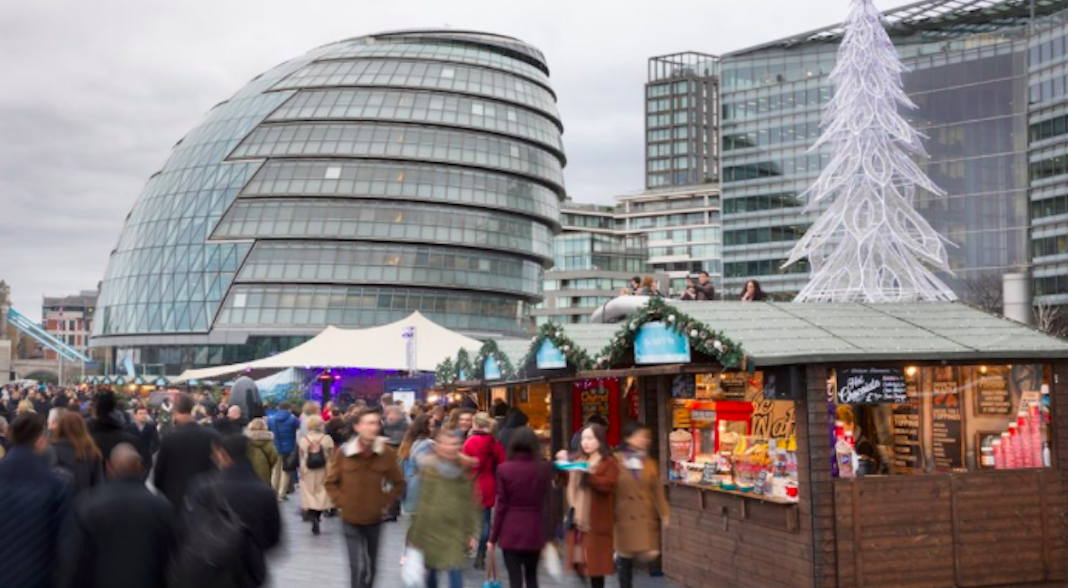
[245,418,279,484]
[409,428,480,588]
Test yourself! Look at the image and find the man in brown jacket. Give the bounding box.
[325,408,406,588]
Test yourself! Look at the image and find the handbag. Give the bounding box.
[541,542,563,581]
[482,549,502,588]
[401,547,425,588]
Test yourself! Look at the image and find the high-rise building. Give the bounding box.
[93,30,565,374]
[42,290,97,360]
[718,0,1068,303]
[646,52,720,189]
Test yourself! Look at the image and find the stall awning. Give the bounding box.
[175,312,482,382]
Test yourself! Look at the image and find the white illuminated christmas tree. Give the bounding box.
[784,0,957,302]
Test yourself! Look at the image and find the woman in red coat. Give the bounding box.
[557,423,619,588]
[462,412,506,570]
[488,426,553,587]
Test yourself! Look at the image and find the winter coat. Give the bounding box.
[324,436,405,525]
[246,430,279,484]
[694,281,716,301]
[0,447,71,588]
[153,422,220,511]
[401,437,435,514]
[268,411,299,455]
[463,431,505,509]
[382,416,408,447]
[564,456,619,578]
[490,452,552,552]
[298,433,335,511]
[408,456,481,570]
[52,439,104,495]
[86,414,136,474]
[497,409,529,455]
[62,477,177,588]
[613,450,669,557]
[125,420,161,474]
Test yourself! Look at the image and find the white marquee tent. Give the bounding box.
[175,312,482,382]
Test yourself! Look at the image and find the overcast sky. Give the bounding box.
[0,0,914,321]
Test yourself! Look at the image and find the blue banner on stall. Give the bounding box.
[635,322,691,365]
[484,356,502,380]
[536,339,567,370]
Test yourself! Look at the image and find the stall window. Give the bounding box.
[667,371,799,502]
[831,364,1052,478]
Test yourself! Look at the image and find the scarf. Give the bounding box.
[622,447,645,481]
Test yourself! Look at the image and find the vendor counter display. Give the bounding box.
[667,371,799,503]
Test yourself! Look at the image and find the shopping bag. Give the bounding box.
[482,549,502,588]
[401,547,425,588]
[542,541,563,581]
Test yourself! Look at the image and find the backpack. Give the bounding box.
[168,482,248,588]
[306,437,326,470]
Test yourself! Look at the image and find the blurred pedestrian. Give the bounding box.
[382,405,409,522]
[497,407,528,453]
[0,415,9,459]
[86,390,136,476]
[126,405,161,479]
[570,414,608,453]
[61,443,177,588]
[268,401,300,501]
[299,416,334,535]
[409,428,480,588]
[52,411,104,495]
[325,408,405,588]
[245,418,279,486]
[491,400,508,432]
[326,407,349,447]
[613,423,669,588]
[180,436,281,588]
[429,405,446,434]
[462,412,505,570]
[557,424,619,588]
[0,413,70,588]
[488,426,553,588]
[398,414,435,516]
[153,393,221,512]
[694,270,716,300]
[740,279,768,302]
[214,405,248,437]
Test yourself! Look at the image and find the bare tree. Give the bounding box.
[959,272,1003,315]
[1034,300,1068,339]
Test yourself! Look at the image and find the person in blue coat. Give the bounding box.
[268,401,300,500]
[0,413,72,588]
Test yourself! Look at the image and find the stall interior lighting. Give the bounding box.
[905,366,918,377]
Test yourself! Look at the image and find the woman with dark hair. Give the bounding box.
[398,414,435,515]
[556,424,619,588]
[497,407,528,453]
[740,279,768,302]
[613,422,670,588]
[53,411,104,494]
[488,426,552,587]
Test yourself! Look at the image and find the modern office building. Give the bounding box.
[42,290,97,361]
[533,202,658,325]
[646,52,720,189]
[92,30,565,373]
[719,0,1068,300]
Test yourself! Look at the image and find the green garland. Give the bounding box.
[516,321,593,377]
[473,340,516,381]
[593,297,748,370]
[435,357,455,387]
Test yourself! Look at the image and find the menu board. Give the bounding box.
[836,367,908,404]
[891,381,923,472]
[932,379,965,471]
[717,372,749,401]
[976,369,1012,416]
[579,385,610,425]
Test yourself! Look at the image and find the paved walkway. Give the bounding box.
[265,500,678,588]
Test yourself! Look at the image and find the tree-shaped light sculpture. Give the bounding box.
[783,0,956,302]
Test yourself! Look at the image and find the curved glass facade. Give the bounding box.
[93,29,564,370]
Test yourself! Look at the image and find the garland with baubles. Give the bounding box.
[516,321,594,376]
[473,340,516,381]
[592,297,748,370]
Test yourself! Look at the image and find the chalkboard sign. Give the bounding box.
[932,380,965,471]
[891,381,923,472]
[717,372,749,401]
[975,369,1012,416]
[836,367,908,404]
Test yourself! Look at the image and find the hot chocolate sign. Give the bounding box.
[836,367,908,405]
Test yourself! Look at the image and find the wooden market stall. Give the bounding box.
[561,299,1068,588]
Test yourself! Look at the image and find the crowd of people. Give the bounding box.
[0,383,671,588]
[618,271,768,303]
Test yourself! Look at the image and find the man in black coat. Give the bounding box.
[153,393,220,512]
[185,435,282,588]
[62,443,177,588]
[125,405,161,477]
[86,391,136,475]
[0,413,71,588]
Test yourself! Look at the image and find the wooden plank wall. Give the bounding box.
[805,365,838,588]
[660,370,817,588]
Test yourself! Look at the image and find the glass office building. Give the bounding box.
[646,52,720,188]
[92,30,565,373]
[719,0,1068,299]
